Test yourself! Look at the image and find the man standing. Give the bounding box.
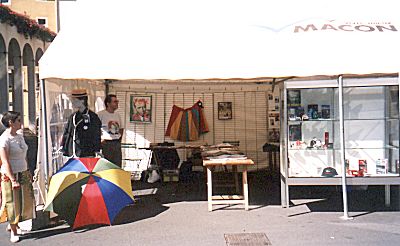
[98,94,124,167]
[61,89,102,157]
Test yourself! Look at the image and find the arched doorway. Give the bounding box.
[0,35,7,113]
[23,43,35,129]
[8,39,22,120]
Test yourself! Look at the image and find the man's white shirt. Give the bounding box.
[97,110,123,140]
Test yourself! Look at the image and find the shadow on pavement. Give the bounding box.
[20,169,400,241]
[113,198,169,225]
[289,185,400,213]
[24,227,72,240]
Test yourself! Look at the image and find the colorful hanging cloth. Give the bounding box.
[165,101,209,141]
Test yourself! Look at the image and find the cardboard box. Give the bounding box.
[376,159,388,174]
[162,169,179,182]
[358,160,367,176]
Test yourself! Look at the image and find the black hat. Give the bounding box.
[321,167,338,177]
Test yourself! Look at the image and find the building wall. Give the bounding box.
[0,22,52,128]
[8,0,57,32]
[0,19,52,207]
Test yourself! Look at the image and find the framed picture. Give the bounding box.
[289,124,302,141]
[269,112,280,122]
[269,118,275,127]
[287,89,301,106]
[130,95,152,123]
[218,102,232,120]
[268,129,280,142]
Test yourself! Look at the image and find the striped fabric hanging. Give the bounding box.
[165,101,209,141]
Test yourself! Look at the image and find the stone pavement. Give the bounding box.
[0,171,399,245]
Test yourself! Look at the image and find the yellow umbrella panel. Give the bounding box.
[44,158,134,229]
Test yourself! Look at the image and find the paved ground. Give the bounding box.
[0,171,400,245]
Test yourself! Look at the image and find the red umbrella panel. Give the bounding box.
[44,158,134,229]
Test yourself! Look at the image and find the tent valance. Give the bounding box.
[39,0,400,81]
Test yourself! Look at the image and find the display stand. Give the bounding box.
[121,143,144,181]
[203,159,254,211]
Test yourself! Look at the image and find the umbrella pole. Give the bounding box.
[338,75,352,220]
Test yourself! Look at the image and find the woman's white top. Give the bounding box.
[0,128,28,174]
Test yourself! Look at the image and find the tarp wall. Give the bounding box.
[111,82,277,171]
[43,79,105,177]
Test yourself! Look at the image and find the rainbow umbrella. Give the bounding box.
[44,158,134,229]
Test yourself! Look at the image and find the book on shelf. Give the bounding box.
[307,104,319,119]
[321,105,331,119]
[296,106,305,117]
[288,106,305,120]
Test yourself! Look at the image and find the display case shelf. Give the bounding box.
[289,146,400,150]
[344,146,399,150]
[287,176,400,186]
[288,148,335,151]
[288,119,337,123]
[288,118,399,123]
[344,118,399,121]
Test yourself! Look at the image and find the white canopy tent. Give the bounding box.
[40,0,400,80]
[39,0,400,218]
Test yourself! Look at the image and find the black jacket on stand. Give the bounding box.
[61,108,101,157]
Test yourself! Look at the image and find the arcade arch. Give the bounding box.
[8,38,22,116]
[23,44,36,128]
[0,35,7,113]
[0,25,51,129]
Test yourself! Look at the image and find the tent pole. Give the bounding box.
[40,79,49,191]
[398,75,400,210]
[338,75,352,220]
[105,79,111,96]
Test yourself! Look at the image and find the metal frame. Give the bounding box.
[280,76,400,216]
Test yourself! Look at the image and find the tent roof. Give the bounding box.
[39,0,400,81]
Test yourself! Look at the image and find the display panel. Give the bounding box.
[286,85,399,178]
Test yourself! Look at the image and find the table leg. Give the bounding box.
[385,185,390,207]
[207,167,213,212]
[233,165,239,193]
[268,152,272,172]
[242,166,249,210]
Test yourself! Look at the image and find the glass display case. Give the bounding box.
[286,87,339,177]
[280,77,400,207]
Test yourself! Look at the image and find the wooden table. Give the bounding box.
[203,158,254,211]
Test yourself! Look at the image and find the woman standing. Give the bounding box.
[0,111,34,243]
